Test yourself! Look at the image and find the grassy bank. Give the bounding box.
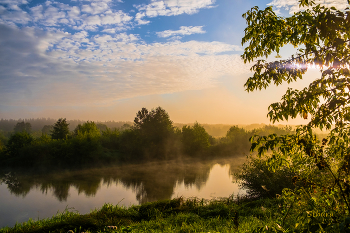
[0,196,281,233]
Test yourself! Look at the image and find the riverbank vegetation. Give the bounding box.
[0,196,280,233]
[0,107,292,168]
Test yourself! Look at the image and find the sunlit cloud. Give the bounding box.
[0,24,248,107]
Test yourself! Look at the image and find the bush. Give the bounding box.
[100,128,120,149]
[5,132,34,157]
[73,121,100,137]
[235,155,296,199]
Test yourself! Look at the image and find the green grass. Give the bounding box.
[0,196,281,233]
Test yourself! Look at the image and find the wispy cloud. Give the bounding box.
[268,0,348,14]
[134,0,216,25]
[157,26,205,38]
[0,24,247,107]
[0,0,133,31]
[0,0,247,110]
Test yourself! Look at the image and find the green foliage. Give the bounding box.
[70,134,102,164]
[0,197,275,233]
[100,128,120,150]
[0,131,8,153]
[240,0,350,231]
[134,107,173,134]
[133,107,175,159]
[222,126,251,155]
[236,155,296,199]
[118,129,142,159]
[51,118,70,140]
[13,121,31,134]
[181,122,211,156]
[74,121,100,137]
[5,132,34,157]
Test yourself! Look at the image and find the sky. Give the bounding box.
[0,0,348,124]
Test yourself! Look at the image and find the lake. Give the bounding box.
[0,157,246,228]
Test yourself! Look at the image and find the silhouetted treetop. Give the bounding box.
[51,118,70,140]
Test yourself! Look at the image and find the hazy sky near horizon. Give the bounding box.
[0,0,347,124]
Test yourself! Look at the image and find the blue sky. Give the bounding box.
[0,0,347,124]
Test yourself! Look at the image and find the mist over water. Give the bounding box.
[0,157,246,228]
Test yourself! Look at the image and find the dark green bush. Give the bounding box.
[235,155,296,199]
[5,132,34,157]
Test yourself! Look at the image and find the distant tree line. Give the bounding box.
[0,118,132,132]
[0,107,293,168]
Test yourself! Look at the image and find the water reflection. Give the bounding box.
[0,157,246,228]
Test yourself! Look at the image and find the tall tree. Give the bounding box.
[51,118,70,140]
[133,107,174,158]
[134,107,174,137]
[241,0,350,230]
[14,121,32,134]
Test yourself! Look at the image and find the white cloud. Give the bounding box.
[0,7,31,25]
[0,0,247,109]
[0,24,247,107]
[30,5,44,21]
[0,0,132,31]
[268,0,349,14]
[101,10,133,25]
[157,26,205,38]
[42,6,66,26]
[0,0,28,4]
[134,0,216,24]
[81,4,93,14]
[73,10,132,31]
[102,28,116,33]
[67,6,80,22]
[8,4,21,11]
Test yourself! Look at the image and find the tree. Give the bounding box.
[96,123,108,132]
[5,132,34,157]
[133,107,174,158]
[51,118,70,140]
[14,121,31,134]
[73,121,100,137]
[241,0,350,230]
[134,107,174,137]
[182,122,211,156]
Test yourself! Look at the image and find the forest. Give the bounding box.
[0,107,291,168]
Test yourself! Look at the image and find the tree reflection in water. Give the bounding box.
[0,158,245,204]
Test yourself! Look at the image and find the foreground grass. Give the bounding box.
[0,196,281,233]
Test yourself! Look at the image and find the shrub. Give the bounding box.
[235,155,296,199]
[5,131,34,157]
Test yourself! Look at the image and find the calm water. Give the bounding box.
[0,158,246,228]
